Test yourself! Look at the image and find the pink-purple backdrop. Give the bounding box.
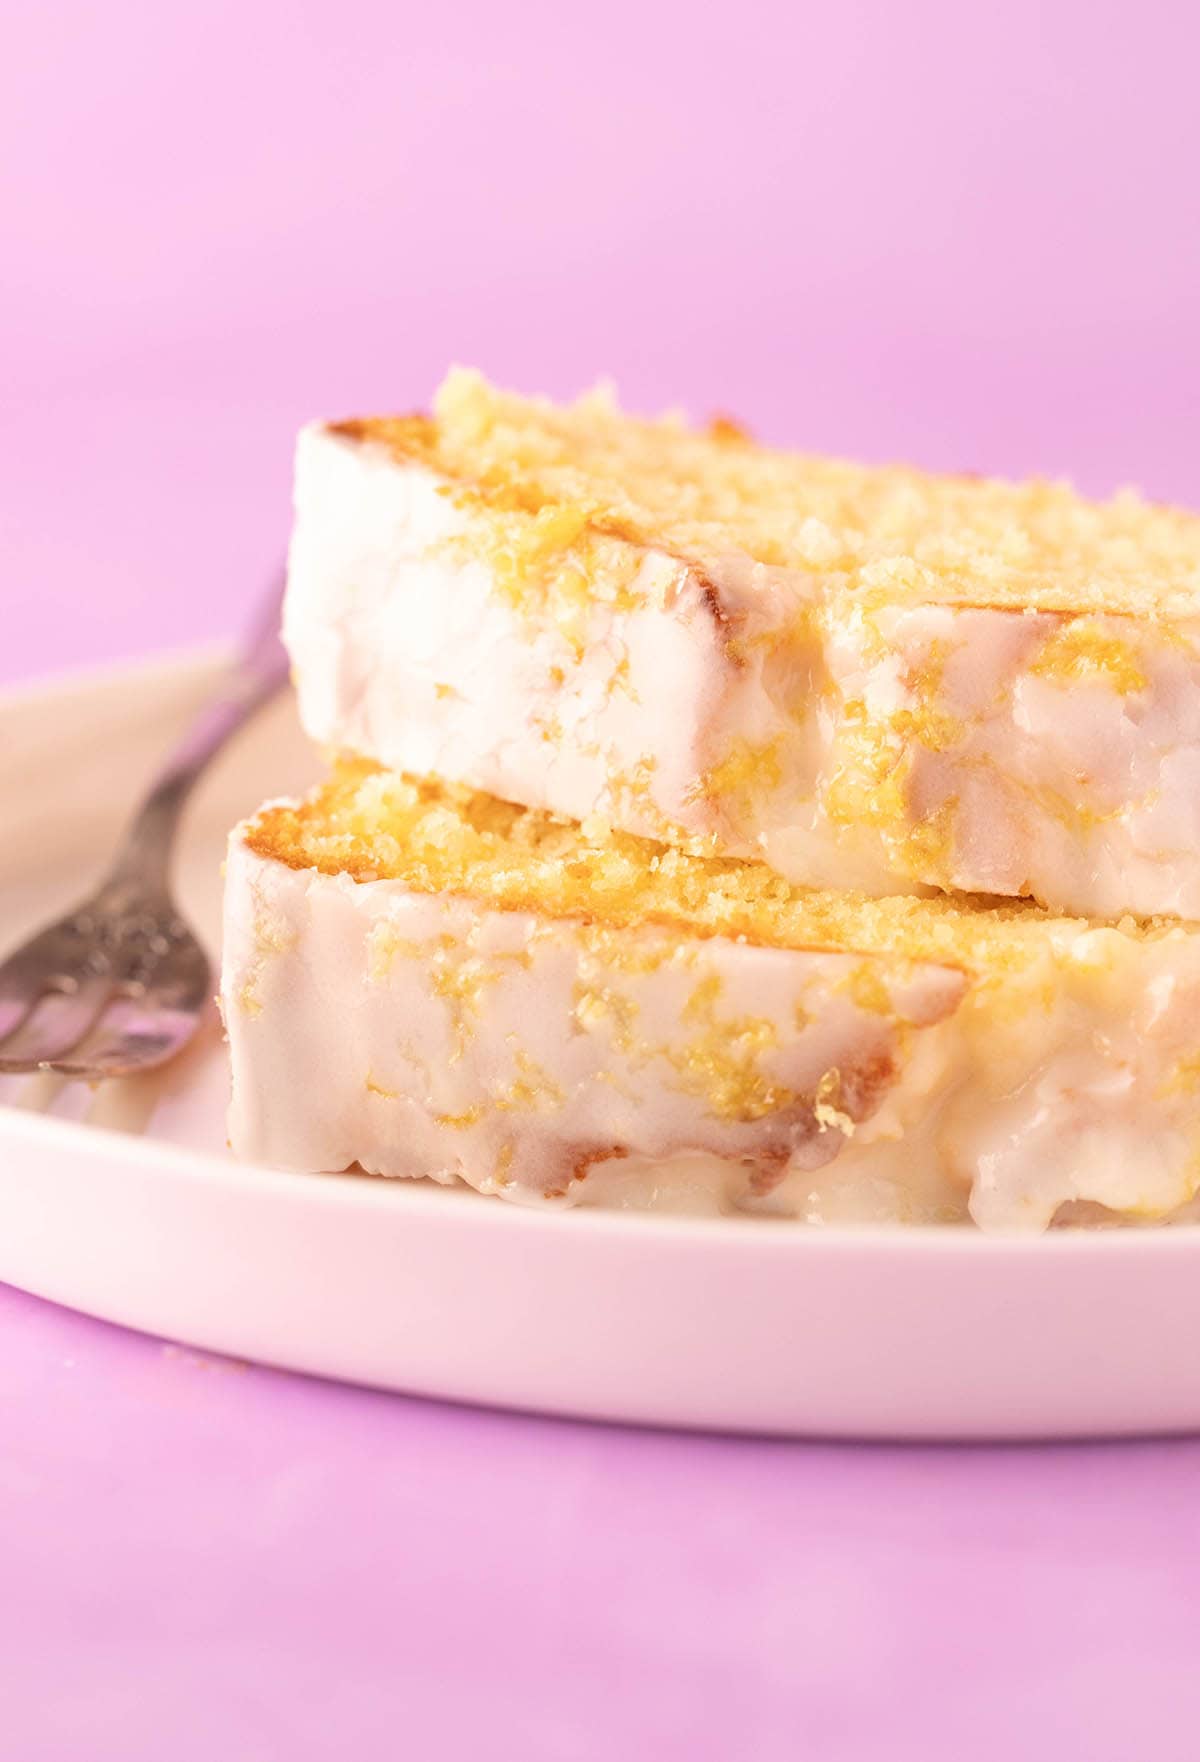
[6,0,1200,681]
[5,5,1200,1759]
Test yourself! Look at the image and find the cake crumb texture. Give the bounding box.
[244,761,1183,973]
[331,368,1200,619]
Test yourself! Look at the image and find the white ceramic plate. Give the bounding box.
[4,650,1200,1440]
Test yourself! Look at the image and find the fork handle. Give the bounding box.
[110,570,292,889]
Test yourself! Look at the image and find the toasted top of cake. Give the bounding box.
[327,369,1200,620]
[245,761,1180,974]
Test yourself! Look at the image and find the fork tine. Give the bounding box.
[0,981,113,1074]
[43,992,206,1079]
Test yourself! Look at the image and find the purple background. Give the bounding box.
[7,0,1200,686]
[5,2,1200,1756]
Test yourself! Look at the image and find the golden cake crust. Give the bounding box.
[328,369,1200,620]
[244,761,1181,975]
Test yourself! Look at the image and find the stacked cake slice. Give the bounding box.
[221,370,1200,1229]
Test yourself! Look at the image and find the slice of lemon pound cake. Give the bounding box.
[221,763,1200,1232]
[284,370,1200,921]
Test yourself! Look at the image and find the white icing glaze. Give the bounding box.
[284,425,728,849]
[222,826,1200,1231]
[285,426,1200,919]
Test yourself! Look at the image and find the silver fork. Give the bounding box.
[0,575,290,1081]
